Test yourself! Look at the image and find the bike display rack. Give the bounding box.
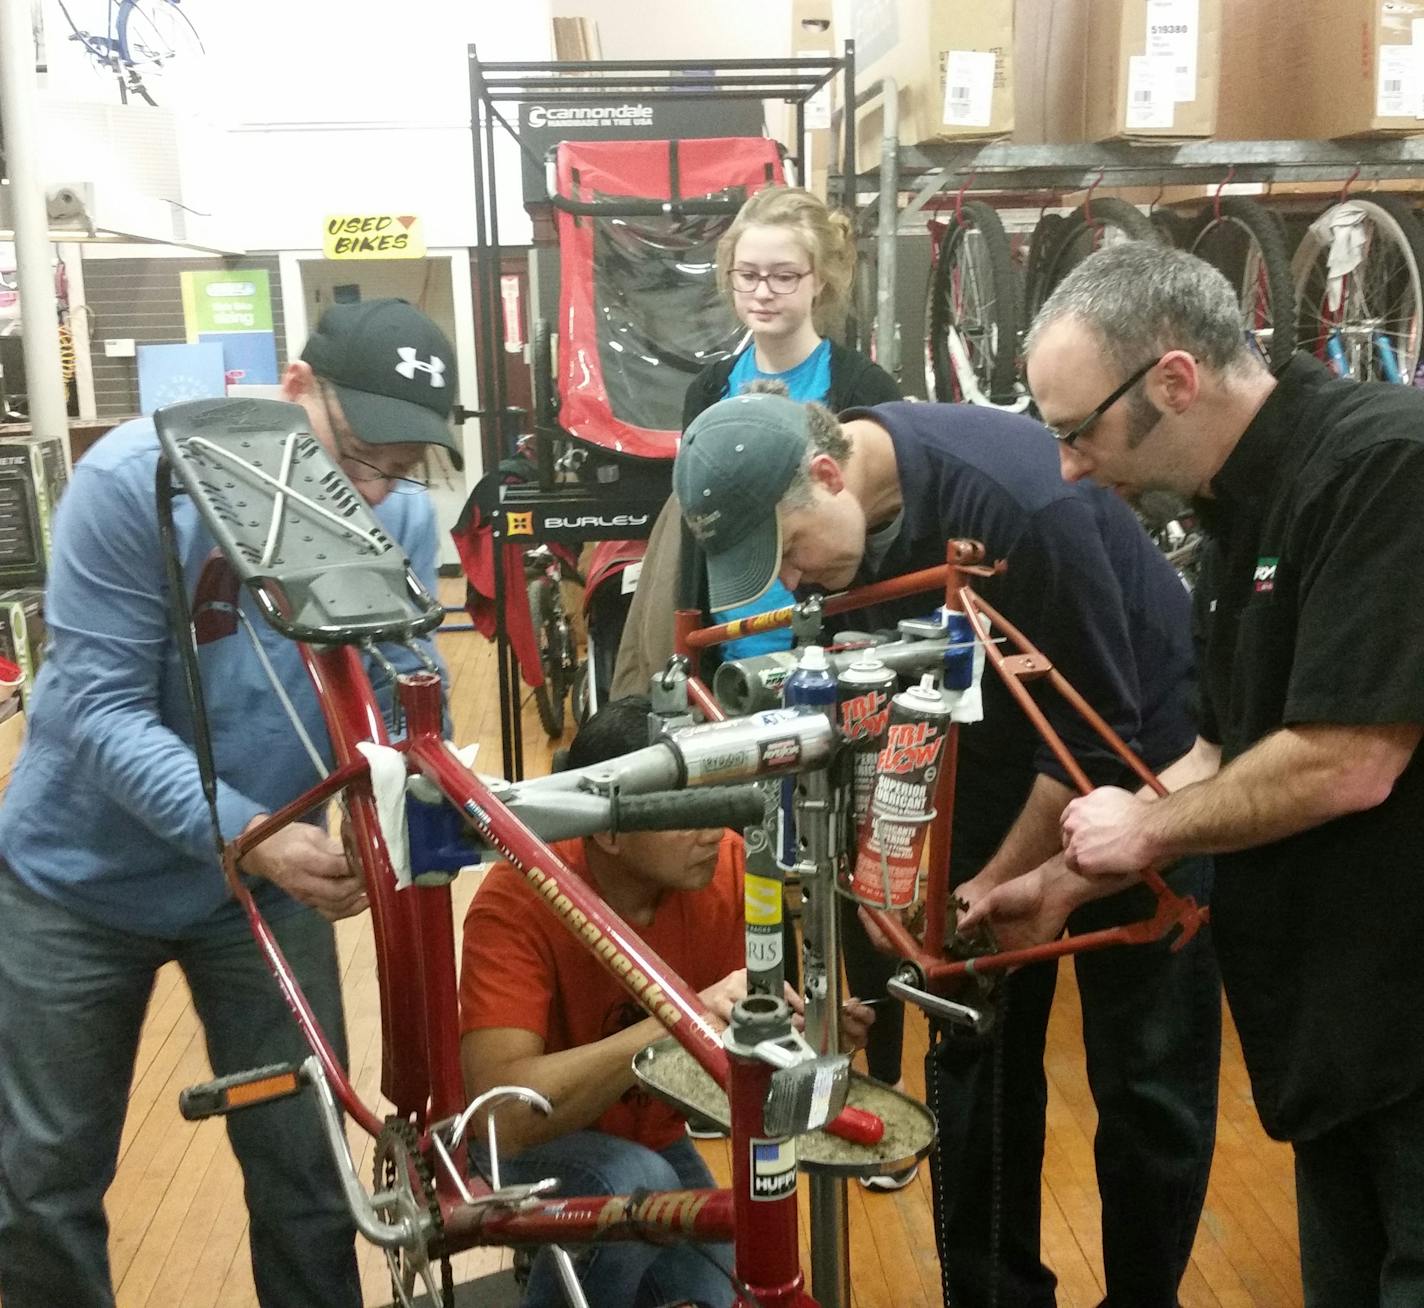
[840,114,1424,390]
[467,49,856,781]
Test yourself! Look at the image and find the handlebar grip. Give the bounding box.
[616,786,766,834]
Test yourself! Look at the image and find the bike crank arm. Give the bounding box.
[887,971,991,1035]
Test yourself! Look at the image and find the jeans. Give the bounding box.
[0,860,360,1308]
[1294,1079,1424,1307]
[927,856,1221,1308]
[499,1130,734,1308]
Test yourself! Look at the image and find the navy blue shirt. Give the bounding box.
[839,402,1197,865]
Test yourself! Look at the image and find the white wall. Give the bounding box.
[192,1,550,251]
[552,0,792,60]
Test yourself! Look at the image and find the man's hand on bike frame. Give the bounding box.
[241,817,369,921]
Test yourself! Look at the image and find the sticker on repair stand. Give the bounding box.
[759,736,800,770]
[750,1137,798,1201]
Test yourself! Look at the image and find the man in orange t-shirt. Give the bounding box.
[458,697,748,1308]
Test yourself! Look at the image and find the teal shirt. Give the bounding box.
[717,339,834,657]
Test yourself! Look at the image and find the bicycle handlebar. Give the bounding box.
[616,786,767,834]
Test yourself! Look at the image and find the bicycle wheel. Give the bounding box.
[1023,212,1068,323]
[925,201,1021,404]
[1149,208,1194,249]
[528,575,568,738]
[116,0,203,68]
[1034,198,1160,313]
[1293,195,1424,384]
[1189,197,1296,369]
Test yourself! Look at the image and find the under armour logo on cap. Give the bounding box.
[395,346,446,386]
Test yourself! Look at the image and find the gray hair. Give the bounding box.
[1025,241,1259,379]
[738,379,850,507]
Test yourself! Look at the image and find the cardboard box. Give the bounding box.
[838,0,1016,162]
[1017,0,1222,143]
[0,589,43,708]
[1220,0,1424,140]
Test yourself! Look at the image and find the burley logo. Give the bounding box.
[1253,557,1279,594]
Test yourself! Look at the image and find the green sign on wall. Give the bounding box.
[180,269,274,337]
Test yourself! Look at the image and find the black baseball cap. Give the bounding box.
[300,298,462,469]
[673,393,809,610]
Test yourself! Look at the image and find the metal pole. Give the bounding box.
[0,1,68,443]
[800,767,849,1308]
[876,78,900,379]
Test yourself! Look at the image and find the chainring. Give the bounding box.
[374,1117,446,1308]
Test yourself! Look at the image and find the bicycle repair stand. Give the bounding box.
[638,675,938,1308]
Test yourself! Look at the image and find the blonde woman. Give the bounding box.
[615,185,900,681]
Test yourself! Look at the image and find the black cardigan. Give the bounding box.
[681,339,902,428]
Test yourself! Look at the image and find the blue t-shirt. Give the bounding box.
[716,339,834,657]
[0,418,444,938]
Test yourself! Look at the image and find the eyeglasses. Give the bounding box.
[1047,355,1164,449]
[728,267,813,295]
[319,385,429,494]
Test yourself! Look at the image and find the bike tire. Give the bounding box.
[1189,197,1296,368]
[1023,212,1068,323]
[1149,208,1194,249]
[1292,194,1424,383]
[925,201,1021,404]
[1034,198,1160,314]
[528,575,568,739]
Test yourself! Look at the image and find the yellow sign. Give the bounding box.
[322,213,426,260]
[505,511,534,538]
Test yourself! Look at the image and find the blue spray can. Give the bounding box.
[778,644,836,868]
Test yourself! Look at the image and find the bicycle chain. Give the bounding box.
[375,1116,448,1308]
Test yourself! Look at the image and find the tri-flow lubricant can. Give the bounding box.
[835,655,896,843]
[846,674,953,908]
[778,645,836,868]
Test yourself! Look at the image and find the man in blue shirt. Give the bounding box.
[673,391,1221,1308]
[0,299,459,1308]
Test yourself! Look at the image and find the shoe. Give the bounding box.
[685,1116,728,1140]
[859,1162,918,1192]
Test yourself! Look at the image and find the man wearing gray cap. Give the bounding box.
[673,389,1221,1308]
[0,298,458,1308]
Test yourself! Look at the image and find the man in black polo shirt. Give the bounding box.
[673,389,1221,1308]
[998,240,1424,1305]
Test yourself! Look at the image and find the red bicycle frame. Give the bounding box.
[671,539,1209,994]
[222,649,820,1305]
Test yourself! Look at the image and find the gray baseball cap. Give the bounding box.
[300,298,462,469]
[673,392,809,610]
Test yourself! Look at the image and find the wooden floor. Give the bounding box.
[95,598,1304,1308]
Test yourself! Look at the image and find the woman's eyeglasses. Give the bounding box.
[728,267,813,295]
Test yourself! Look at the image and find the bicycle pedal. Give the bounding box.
[179,1061,307,1120]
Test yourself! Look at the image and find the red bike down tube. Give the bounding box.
[672,539,1210,992]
